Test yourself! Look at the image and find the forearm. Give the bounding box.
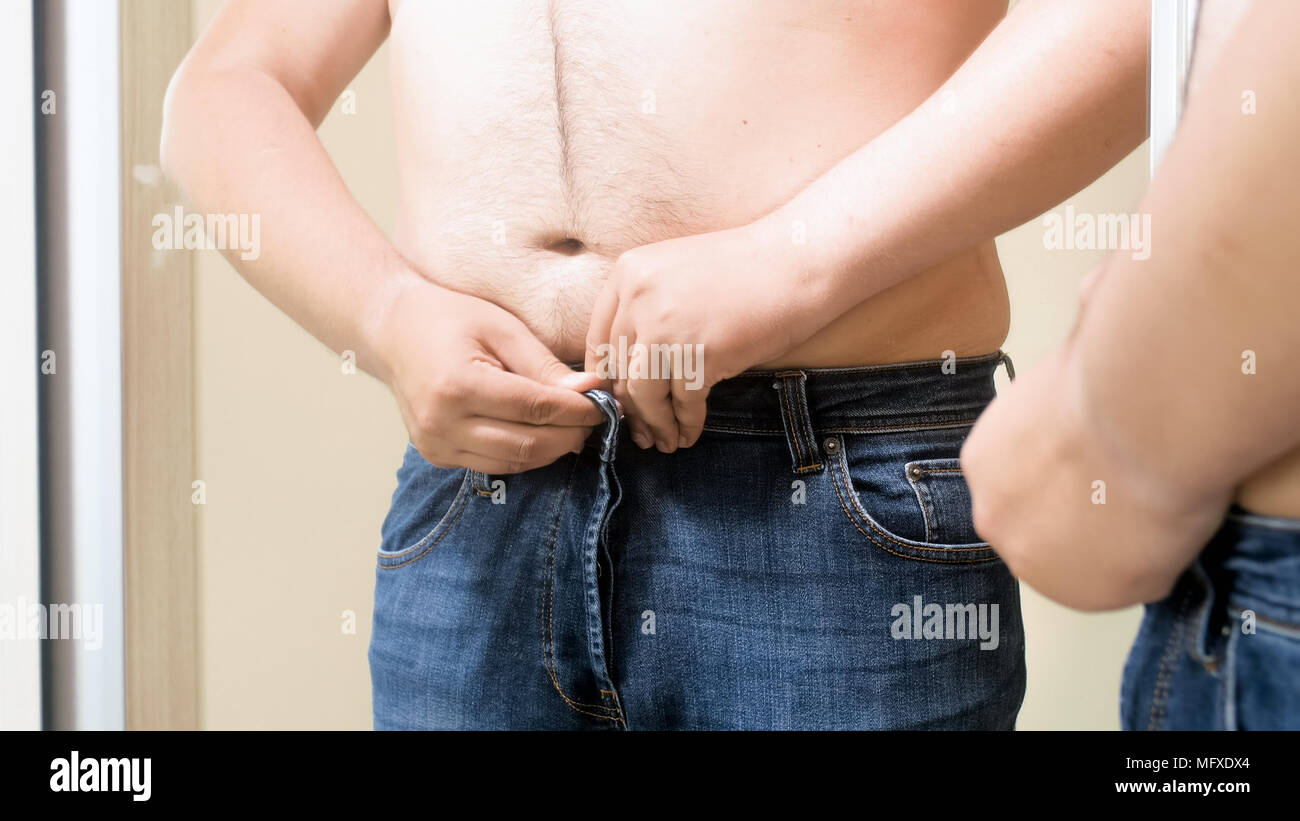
[966,0,1300,610]
[757,0,1147,323]
[1070,0,1300,511]
[160,65,418,384]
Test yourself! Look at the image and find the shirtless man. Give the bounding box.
[962,0,1300,729]
[161,0,1147,729]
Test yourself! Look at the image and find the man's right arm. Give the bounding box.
[161,0,603,473]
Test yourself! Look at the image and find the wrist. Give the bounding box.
[359,260,428,386]
[744,209,847,332]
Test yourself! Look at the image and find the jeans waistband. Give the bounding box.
[702,350,1011,474]
[703,351,1009,433]
[573,350,1011,475]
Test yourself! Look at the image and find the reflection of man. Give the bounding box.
[963,0,1300,729]
[162,0,1146,729]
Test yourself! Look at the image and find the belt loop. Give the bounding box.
[999,350,1016,381]
[772,371,823,474]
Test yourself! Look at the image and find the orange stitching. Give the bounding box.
[541,457,624,721]
[473,471,498,497]
[829,469,994,565]
[830,437,990,553]
[829,452,995,561]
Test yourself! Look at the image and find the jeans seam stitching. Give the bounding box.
[376,470,474,569]
[777,378,806,468]
[541,456,623,721]
[1148,584,1193,729]
[828,457,994,564]
[832,448,991,555]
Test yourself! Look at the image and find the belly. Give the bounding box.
[1234,447,1300,519]
[387,0,1010,363]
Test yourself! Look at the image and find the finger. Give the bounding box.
[492,323,602,393]
[608,321,661,450]
[455,452,533,476]
[623,337,678,451]
[610,374,649,448]
[671,378,710,448]
[464,366,605,427]
[627,369,679,452]
[459,417,594,468]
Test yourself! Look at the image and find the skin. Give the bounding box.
[161,0,1147,472]
[961,0,1300,612]
[159,0,606,474]
[588,0,1150,451]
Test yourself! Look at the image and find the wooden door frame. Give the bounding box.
[120,0,198,730]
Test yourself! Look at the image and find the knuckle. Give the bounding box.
[513,435,538,464]
[524,391,554,425]
[411,405,442,439]
[428,373,467,406]
[538,358,569,384]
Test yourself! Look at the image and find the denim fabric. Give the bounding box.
[1121,508,1300,730]
[369,352,1026,729]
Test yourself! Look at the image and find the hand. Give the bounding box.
[961,346,1226,610]
[584,222,817,452]
[372,275,605,473]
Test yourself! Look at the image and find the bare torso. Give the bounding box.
[386,0,1010,366]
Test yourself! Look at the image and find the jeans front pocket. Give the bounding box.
[827,431,999,564]
[905,457,982,545]
[376,443,477,570]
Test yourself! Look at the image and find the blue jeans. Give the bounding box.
[1121,508,1300,730]
[369,352,1026,729]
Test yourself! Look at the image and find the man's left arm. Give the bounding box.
[961,0,1300,611]
[588,0,1149,452]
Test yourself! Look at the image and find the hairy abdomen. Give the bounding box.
[388,0,1010,362]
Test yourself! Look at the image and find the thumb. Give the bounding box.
[492,325,603,393]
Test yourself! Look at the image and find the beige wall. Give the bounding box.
[190,1,1147,730]
[192,1,402,729]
